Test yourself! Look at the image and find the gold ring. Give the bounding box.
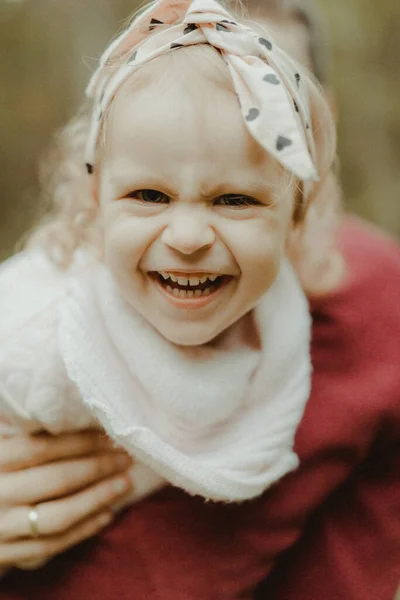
[27,507,40,538]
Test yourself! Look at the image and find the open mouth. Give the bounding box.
[149,271,233,299]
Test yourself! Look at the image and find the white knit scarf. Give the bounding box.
[59,259,311,502]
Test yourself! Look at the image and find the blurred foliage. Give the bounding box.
[0,0,399,260]
[319,0,400,235]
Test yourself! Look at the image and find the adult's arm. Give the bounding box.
[41,397,393,600]
[0,423,363,600]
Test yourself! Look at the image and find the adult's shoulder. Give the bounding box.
[306,216,400,453]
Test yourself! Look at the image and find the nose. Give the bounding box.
[161,206,216,255]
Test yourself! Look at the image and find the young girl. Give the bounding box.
[1,2,399,599]
[0,0,335,507]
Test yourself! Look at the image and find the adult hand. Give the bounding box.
[0,430,133,570]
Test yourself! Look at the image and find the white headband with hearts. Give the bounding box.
[85,0,318,181]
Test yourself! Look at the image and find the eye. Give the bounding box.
[127,189,170,203]
[214,194,262,207]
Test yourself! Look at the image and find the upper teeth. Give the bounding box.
[158,272,219,286]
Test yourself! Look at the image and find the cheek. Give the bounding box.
[226,213,287,276]
[102,213,149,275]
[243,238,282,297]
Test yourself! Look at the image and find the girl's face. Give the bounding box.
[98,74,296,346]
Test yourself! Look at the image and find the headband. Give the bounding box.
[85,0,318,181]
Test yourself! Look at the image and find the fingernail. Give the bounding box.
[113,477,130,495]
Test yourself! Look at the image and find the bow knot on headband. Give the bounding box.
[85,0,318,181]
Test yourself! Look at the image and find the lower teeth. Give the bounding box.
[165,285,214,298]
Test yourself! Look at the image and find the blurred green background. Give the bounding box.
[1,0,399,260]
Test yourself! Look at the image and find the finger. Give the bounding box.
[0,431,117,473]
[15,557,48,570]
[0,452,132,505]
[0,473,132,541]
[0,512,112,568]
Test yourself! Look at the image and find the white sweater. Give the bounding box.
[0,250,164,500]
[0,248,311,503]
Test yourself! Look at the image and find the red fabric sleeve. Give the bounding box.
[0,436,363,600]
[255,218,400,600]
[257,438,400,600]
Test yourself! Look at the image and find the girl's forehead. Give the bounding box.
[102,70,278,189]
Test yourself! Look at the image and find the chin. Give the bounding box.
[157,323,222,347]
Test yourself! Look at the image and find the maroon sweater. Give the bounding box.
[2,217,400,600]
